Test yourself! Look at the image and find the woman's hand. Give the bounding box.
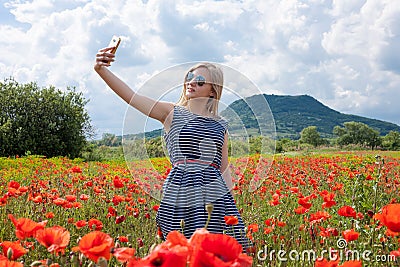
[94,47,116,72]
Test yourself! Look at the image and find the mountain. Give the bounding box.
[220,94,400,139]
[123,94,400,140]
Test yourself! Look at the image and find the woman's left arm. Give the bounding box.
[220,133,233,194]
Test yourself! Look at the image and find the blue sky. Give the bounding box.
[1,0,399,139]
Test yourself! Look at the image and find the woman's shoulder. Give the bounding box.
[216,116,228,129]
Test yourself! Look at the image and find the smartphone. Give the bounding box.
[108,35,121,54]
[103,35,121,63]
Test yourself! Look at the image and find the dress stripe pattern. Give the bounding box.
[156,105,250,248]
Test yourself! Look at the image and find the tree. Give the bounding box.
[300,126,324,147]
[276,138,298,153]
[0,78,93,158]
[382,131,400,150]
[333,122,381,149]
[145,136,165,158]
[98,133,121,147]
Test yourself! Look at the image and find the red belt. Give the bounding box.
[173,158,219,169]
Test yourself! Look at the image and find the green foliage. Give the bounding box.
[0,78,93,158]
[248,136,276,155]
[276,138,299,153]
[300,126,324,147]
[333,121,382,149]
[382,131,400,150]
[81,143,125,162]
[97,133,122,147]
[145,136,165,158]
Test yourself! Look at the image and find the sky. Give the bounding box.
[1,0,399,139]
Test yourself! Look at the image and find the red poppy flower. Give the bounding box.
[342,229,359,242]
[0,255,23,267]
[65,195,76,202]
[337,206,357,218]
[0,241,28,260]
[289,187,299,193]
[164,230,190,250]
[264,227,274,234]
[18,186,28,193]
[298,196,313,209]
[390,248,400,258]
[113,176,124,188]
[318,226,338,237]
[73,202,82,209]
[72,231,114,262]
[308,211,331,224]
[294,206,309,214]
[224,216,238,226]
[321,192,336,209]
[70,166,82,173]
[88,219,103,231]
[112,195,125,206]
[8,214,47,240]
[35,226,70,255]
[314,258,339,267]
[0,195,8,206]
[112,247,135,263]
[116,215,126,224]
[80,194,90,201]
[31,195,43,203]
[189,229,252,267]
[75,220,87,229]
[118,236,129,243]
[45,212,55,219]
[374,204,400,232]
[264,218,274,226]
[8,181,20,190]
[339,260,362,267]
[53,198,67,206]
[189,228,209,247]
[138,197,147,204]
[107,206,117,217]
[248,224,259,232]
[128,247,187,267]
[137,238,144,248]
[129,231,189,267]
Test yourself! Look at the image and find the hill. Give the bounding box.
[123,94,400,140]
[221,94,400,139]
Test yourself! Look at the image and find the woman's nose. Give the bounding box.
[187,78,196,86]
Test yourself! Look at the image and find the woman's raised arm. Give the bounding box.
[94,47,174,124]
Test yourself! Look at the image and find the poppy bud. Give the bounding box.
[205,203,214,214]
[7,247,13,260]
[137,238,144,248]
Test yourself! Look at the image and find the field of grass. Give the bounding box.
[0,151,399,266]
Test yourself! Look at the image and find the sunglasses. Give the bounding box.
[185,72,207,87]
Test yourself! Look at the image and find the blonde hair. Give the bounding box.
[176,63,224,117]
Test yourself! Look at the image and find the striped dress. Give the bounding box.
[156,105,250,248]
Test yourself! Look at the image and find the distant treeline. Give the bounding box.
[86,122,400,161]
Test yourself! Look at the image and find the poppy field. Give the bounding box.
[0,151,399,266]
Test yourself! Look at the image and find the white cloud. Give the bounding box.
[0,0,399,138]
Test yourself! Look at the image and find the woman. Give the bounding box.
[94,46,250,248]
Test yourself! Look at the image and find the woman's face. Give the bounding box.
[185,67,214,100]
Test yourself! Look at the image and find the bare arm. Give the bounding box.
[94,47,174,124]
[220,133,233,194]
